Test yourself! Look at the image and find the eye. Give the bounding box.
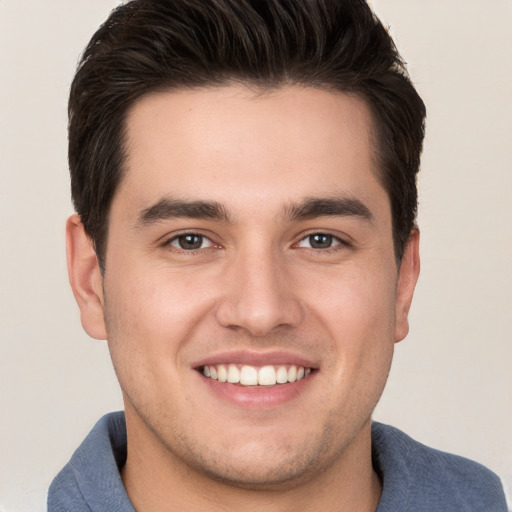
[167,233,213,251]
[297,233,342,249]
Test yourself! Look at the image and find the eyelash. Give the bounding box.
[295,232,348,251]
[163,232,215,252]
[162,231,349,253]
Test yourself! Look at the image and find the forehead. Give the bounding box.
[118,85,386,219]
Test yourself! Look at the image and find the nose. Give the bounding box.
[215,248,303,336]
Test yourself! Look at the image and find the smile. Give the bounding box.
[201,364,312,386]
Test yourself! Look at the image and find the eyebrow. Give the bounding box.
[135,194,373,228]
[284,196,374,222]
[135,197,230,227]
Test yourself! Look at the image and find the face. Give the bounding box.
[69,85,419,489]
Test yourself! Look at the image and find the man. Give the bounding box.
[48,0,507,510]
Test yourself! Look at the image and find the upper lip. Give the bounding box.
[192,349,318,369]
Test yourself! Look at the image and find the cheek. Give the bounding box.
[304,263,397,339]
[106,265,210,331]
[102,269,213,381]
[302,262,397,388]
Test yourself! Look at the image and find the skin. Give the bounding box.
[67,85,420,512]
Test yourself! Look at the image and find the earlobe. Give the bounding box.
[394,229,420,343]
[66,214,107,340]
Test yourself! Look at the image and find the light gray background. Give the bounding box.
[1,1,511,511]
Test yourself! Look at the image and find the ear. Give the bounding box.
[66,214,107,340]
[394,229,420,343]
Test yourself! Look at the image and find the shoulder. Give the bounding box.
[47,412,133,512]
[372,422,508,512]
[47,466,91,512]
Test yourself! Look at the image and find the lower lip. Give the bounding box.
[197,372,316,409]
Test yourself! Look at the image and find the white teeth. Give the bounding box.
[258,365,277,386]
[202,364,312,386]
[227,364,240,383]
[240,365,258,385]
[276,366,288,384]
[217,364,228,383]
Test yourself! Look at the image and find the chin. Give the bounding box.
[158,416,349,491]
[186,448,326,491]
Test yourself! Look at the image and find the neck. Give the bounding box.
[121,412,381,512]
